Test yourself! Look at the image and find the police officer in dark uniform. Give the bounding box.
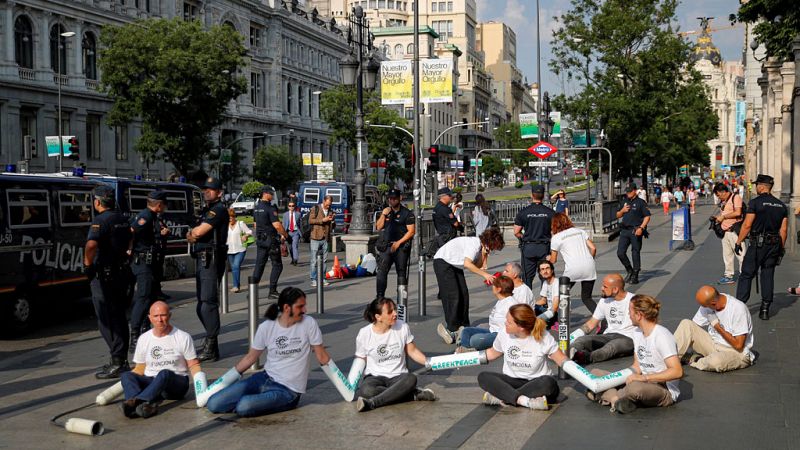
[251,185,288,299]
[84,184,133,379]
[513,184,555,287]
[128,190,170,352]
[187,177,229,361]
[735,174,789,320]
[426,187,460,257]
[375,188,416,300]
[616,184,651,285]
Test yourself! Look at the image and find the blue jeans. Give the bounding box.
[120,369,189,403]
[227,251,246,289]
[309,239,328,281]
[206,371,300,417]
[459,327,497,350]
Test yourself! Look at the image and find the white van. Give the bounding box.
[231,192,256,216]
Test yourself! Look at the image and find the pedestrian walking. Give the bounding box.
[375,189,415,299]
[688,185,697,214]
[252,185,288,298]
[673,186,685,210]
[616,184,651,285]
[471,193,496,236]
[283,201,302,265]
[660,188,673,215]
[452,192,465,235]
[712,183,746,285]
[513,185,555,288]
[226,209,252,293]
[309,195,335,287]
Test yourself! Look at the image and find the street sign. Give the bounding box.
[470,158,483,167]
[502,158,512,166]
[529,161,558,167]
[528,141,558,159]
[45,135,75,157]
[220,148,233,165]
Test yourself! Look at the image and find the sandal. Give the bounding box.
[788,287,800,296]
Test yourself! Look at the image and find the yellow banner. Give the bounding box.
[380,60,413,105]
[421,59,453,103]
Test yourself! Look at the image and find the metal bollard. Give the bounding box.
[248,276,261,370]
[557,276,572,380]
[220,264,230,314]
[316,247,324,314]
[396,284,408,322]
[419,258,426,316]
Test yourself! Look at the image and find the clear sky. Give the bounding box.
[476,0,745,98]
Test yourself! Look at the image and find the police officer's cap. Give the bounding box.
[438,187,453,197]
[93,184,114,202]
[626,184,638,193]
[753,174,774,185]
[388,188,402,198]
[531,184,545,194]
[147,190,168,202]
[202,177,223,190]
[260,184,276,194]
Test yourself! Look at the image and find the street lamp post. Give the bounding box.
[57,30,75,172]
[311,90,322,179]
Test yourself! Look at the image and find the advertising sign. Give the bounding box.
[380,60,413,105]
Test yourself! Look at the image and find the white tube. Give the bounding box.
[540,310,555,320]
[426,351,488,371]
[193,371,208,400]
[569,328,586,342]
[561,361,633,393]
[64,418,105,436]
[593,368,634,392]
[196,367,241,408]
[346,358,366,391]
[95,381,124,406]
[321,359,356,402]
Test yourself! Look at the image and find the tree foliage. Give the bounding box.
[736,0,799,61]
[99,18,248,176]
[492,122,537,170]
[253,145,304,193]
[550,0,718,183]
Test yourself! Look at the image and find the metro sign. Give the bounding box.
[528,141,558,159]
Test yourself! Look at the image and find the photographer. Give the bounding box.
[712,183,746,285]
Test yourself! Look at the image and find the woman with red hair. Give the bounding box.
[549,213,597,313]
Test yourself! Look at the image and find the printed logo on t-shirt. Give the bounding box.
[637,345,655,370]
[150,346,163,359]
[377,344,389,357]
[376,342,403,364]
[609,307,619,319]
[507,346,521,360]
[275,336,289,349]
[274,335,304,356]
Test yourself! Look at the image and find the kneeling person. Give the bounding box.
[120,301,201,418]
[355,298,436,412]
[570,274,635,364]
[675,286,754,372]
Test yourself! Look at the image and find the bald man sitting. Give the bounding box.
[569,274,636,364]
[120,301,202,418]
[674,286,754,372]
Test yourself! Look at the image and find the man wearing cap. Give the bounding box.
[251,185,288,298]
[129,190,171,353]
[186,177,229,361]
[84,184,134,379]
[616,184,651,285]
[375,189,416,300]
[513,184,555,287]
[426,187,460,257]
[735,174,789,320]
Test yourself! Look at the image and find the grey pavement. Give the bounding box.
[1,203,799,449]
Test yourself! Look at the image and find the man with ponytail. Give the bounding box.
[353,297,436,412]
[206,287,332,417]
[478,304,569,410]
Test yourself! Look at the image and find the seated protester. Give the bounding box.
[503,262,534,305]
[120,301,200,418]
[478,304,569,410]
[588,295,682,414]
[457,276,524,353]
[570,274,635,365]
[674,286,754,372]
[206,287,331,417]
[535,260,559,327]
[355,297,436,412]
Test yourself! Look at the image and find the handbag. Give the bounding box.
[375,229,389,253]
[280,240,289,257]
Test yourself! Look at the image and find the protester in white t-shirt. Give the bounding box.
[478,304,569,410]
[674,286,754,372]
[503,262,534,306]
[588,294,683,414]
[549,212,598,313]
[569,274,636,364]
[354,298,436,412]
[120,301,201,419]
[456,275,523,352]
[535,260,560,327]
[206,287,332,417]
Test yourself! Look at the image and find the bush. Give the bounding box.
[570,176,587,183]
[377,183,390,195]
[241,181,263,198]
[515,181,524,189]
[477,185,485,192]
[452,186,463,194]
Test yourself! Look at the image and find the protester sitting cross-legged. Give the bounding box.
[534,260,559,328]
[456,275,525,353]
[478,304,569,410]
[206,287,332,417]
[354,297,436,412]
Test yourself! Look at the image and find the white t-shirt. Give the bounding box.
[252,316,323,394]
[434,236,482,268]
[134,327,196,377]
[488,296,525,332]
[493,328,558,379]
[538,278,560,310]
[226,221,252,254]
[592,292,636,338]
[472,208,490,236]
[550,227,596,281]
[637,189,647,201]
[692,294,754,359]
[355,321,413,378]
[633,325,680,401]
[660,192,672,203]
[513,283,534,306]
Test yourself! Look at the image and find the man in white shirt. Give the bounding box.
[502,262,534,305]
[120,301,201,418]
[534,260,559,327]
[569,274,635,364]
[674,286,754,372]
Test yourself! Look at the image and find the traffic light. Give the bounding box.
[462,155,470,171]
[67,137,80,160]
[428,145,440,172]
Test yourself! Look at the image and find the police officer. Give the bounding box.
[128,191,170,352]
[251,185,288,299]
[616,184,651,285]
[84,184,133,379]
[426,187,460,257]
[513,185,555,287]
[187,177,229,362]
[735,174,789,320]
[375,189,416,300]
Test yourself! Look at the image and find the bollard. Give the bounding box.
[248,276,261,370]
[557,276,572,380]
[316,247,324,314]
[396,284,408,322]
[220,264,230,314]
[419,258,426,316]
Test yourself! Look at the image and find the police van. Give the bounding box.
[297,181,381,235]
[0,172,202,334]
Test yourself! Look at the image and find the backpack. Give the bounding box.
[301,205,318,242]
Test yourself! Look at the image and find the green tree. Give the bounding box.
[99,18,248,176]
[492,122,537,170]
[736,0,799,61]
[253,145,304,193]
[480,155,506,178]
[241,181,264,199]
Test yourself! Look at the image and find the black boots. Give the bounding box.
[759,302,770,320]
[629,270,640,285]
[623,266,634,283]
[198,336,219,362]
[96,357,130,379]
[268,289,279,299]
[129,330,140,355]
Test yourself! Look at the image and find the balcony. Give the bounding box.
[18,67,35,81]
[53,74,68,85]
[85,79,99,90]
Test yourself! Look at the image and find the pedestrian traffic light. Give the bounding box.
[462,155,470,171]
[428,145,440,171]
[67,136,80,160]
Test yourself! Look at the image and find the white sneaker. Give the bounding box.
[437,323,455,344]
[311,280,317,287]
[482,392,504,406]
[323,280,331,286]
[527,396,549,411]
[414,388,437,402]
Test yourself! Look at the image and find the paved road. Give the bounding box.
[1,203,798,449]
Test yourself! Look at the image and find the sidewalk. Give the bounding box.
[1,203,798,449]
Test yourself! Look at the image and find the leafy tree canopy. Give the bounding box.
[736,0,800,61]
[253,145,304,193]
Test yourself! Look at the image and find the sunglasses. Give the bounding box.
[288,205,296,208]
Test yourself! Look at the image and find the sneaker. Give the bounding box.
[323,281,331,286]
[356,397,373,412]
[454,346,476,354]
[679,352,702,366]
[612,398,637,414]
[573,350,590,366]
[311,280,317,287]
[482,392,504,406]
[414,388,437,402]
[437,323,456,344]
[454,326,465,343]
[717,276,735,285]
[526,396,549,411]
[136,402,159,419]
[585,390,603,404]
[120,399,140,418]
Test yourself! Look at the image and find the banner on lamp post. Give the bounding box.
[519,113,539,139]
[380,60,413,105]
[735,100,746,146]
[420,59,453,103]
[549,112,561,137]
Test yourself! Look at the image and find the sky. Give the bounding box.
[476,0,746,97]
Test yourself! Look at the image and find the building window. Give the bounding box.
[431,2,437,11]
[447,1,453,11]
[83,33,97,80]
[115,125,128,160]
[407,43,414,54]
[183,1,199,21]
[87,114,101,159]
[14,16,34,69]
[378,0,386,8]
[145,0,151,13]
[298,86,305,116]
[50,24,69,74]
[394,44,404,56]
[286,82,293,114]
[250,71,263,107]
